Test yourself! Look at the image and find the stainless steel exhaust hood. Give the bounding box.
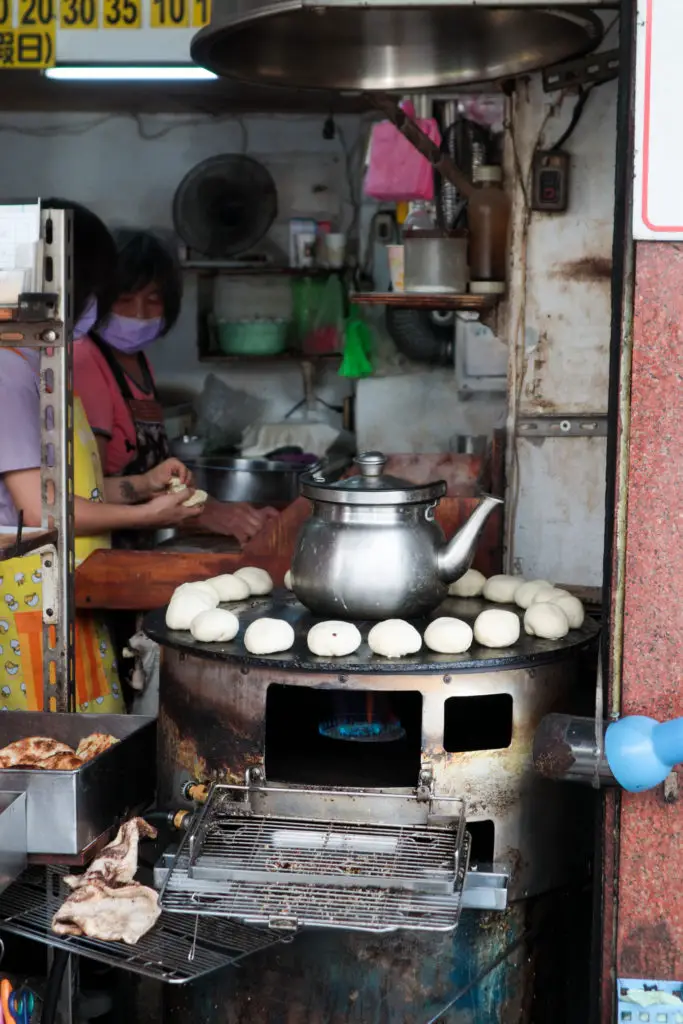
[191,2,605,92]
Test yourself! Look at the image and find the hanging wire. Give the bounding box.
[423,927,533,1024]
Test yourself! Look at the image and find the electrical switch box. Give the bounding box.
[531,150,570,212]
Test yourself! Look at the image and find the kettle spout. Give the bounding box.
[437,494,503,584]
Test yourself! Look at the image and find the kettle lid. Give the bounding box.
[300,451,446,506]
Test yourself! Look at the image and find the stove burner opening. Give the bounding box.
[318,691,407,743]
[265,685,422,787]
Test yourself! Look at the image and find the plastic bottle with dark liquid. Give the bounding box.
[468,165,510,296]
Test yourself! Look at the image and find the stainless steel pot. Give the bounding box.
[184,456,309,507]
[291,451,502,619]
[403,230,469,294]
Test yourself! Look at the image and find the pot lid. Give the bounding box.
[300,452,446,505]
[191,5,603,92]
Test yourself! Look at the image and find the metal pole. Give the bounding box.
[39,208,76,712]
[0,204,75,712]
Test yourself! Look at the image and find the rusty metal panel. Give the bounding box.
[157,649,594,901]
[512,436,607,586]
[162,903,529,1024]
[515,78,617,416]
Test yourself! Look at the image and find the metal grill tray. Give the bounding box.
[158,785,470,934]
[191,814,460,894]
[0,867,282,984]
[144,593,600,674]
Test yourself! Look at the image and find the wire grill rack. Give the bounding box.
[159,784,470,934]
[191,814,460,893]
[0,867,282,984]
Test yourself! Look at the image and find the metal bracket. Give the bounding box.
[416,762,434,802]
[543,48,619,92]
[517,415,608,438]
[245,765,266,788]
[461,869,509,911]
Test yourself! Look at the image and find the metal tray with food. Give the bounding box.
[0,713,155,856]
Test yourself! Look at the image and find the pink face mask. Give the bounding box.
[98,313,163,353]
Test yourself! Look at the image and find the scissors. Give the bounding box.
[0,980,34,1023]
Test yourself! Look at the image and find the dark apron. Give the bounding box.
[90,333,170,551]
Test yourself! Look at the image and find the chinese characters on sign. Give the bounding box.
[0,0,210,59]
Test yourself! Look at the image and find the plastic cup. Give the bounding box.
[387,244,405,293]
[324,233,346,268]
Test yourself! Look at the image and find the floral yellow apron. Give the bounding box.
[0,392,123,713]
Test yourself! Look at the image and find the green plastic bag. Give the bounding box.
[339,307,373,379]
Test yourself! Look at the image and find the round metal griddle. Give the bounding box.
[144,592,600,675]
[191,6,603,92]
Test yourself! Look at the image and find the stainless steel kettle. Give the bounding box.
[291,451,502,620]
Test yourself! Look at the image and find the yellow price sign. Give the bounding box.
[18,0,55,25]
[102,0,140,28]
[192,0,210,27]
[0,24,56,66]
[150,0,189,28]
[0,0,11,27]
[60,0,97,28]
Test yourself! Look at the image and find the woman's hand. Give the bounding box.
[139,489,204,528]
[143,458,193,496]
[196,499,278,546]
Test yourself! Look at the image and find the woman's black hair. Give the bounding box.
[41,198,116,324]
[107,229,182,335]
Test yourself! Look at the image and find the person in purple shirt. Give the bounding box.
[0,199,201,534]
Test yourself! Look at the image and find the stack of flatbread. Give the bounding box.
[52,817,161,945]
[0,732,118,770]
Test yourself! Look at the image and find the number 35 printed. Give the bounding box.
[2,0,210,30]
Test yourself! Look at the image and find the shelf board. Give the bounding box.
[181,262,347,276]
[350,292,498,311]
[199,351,342,364]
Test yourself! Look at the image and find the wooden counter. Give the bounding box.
[75,496,504,611]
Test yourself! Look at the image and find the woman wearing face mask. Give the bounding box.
[74,229,277,547]
[0,201,203,714]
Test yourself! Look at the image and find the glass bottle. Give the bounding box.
[467,166,511,293]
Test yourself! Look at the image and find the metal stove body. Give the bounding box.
[146,594,599,1022]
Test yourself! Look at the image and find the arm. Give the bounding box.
[102,459,194,505]
[3,468,203,535]
[2,469,42,526]
[75,491,203,534]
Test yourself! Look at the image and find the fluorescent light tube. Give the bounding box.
[45,65,217,81]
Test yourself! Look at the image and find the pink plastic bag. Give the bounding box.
[364,101,441,202]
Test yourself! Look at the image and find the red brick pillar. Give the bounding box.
[614,240,683,982]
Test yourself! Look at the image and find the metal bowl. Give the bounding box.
[184,456,313,507]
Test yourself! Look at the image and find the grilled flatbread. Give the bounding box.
[54,817,160,945]
[52,878,161,945]
[64,817,157,890]
[75,733,118,762]
[0,737,76,769]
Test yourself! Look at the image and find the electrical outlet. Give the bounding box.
[531,150,570,212]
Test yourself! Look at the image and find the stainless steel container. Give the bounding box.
[400,230,469,294]
[0,792,26,894]
[185,456,309,507]
[0,712,156,855]
[292,451,501,619]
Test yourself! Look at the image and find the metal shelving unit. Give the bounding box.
[0,206,75,713]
